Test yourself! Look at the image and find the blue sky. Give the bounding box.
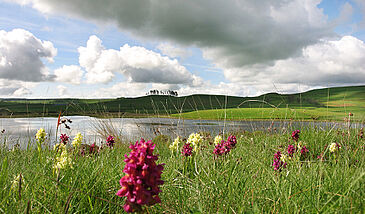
[0,0,364,98]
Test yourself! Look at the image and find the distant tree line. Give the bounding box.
[146,89,178,97]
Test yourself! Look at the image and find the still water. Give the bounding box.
[0,116,363,148]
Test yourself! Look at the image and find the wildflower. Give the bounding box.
[106,135,115,148]
[60,134,69,145]
[35,128,47,144]
[329,142,340,153]
[53,150,73,173]
[300,146,309,157]
[169,136,182,153]
[213,135,223,145]
[227,135,237,147]
[54,142,66,152]
[187,133,203,152]
[10,174,25,192]
[116,138,164,213]
[287,144,296,157]
[273,151,287,171]
[89,143,98,154]
[280,154,288,163]
[213,140,230,156]
[72,132,83,148]
[182,143,193,157]
[291,130,300,142]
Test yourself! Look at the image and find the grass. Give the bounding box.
[0,126,364,213]
[171,106,365,121]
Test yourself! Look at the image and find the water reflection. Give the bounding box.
[0,116,363,148]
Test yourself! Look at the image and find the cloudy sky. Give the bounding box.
[0,0,365,98]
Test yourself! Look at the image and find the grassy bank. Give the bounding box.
[0,127,364,213]
[171,106,365,122]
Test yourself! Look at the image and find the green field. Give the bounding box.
[0,128,364,213]
[0,85,364,121]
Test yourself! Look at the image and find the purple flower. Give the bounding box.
[291,130,300,142]
[213,140,230,156]
[300,146,309,158]
[116,138,164,213]
[287,144,296,157]
[182,143,193,157]
[89,143,98,154]
[227,135,237,147]
[60,134,69,145]
[273,151,287,171]
[106,135,115,148]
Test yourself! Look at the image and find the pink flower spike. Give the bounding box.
[116,138,164,213]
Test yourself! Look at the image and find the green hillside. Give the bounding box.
[0,85,364,121]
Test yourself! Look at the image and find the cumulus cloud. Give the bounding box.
[57,85,68,96]
[0,28,57,82]
[92,82,148,98]
[54,65,84,84]
[0,80,35,97]
[224,36,365,87]
[156,43,192,59]
[11,0,334,68]
[78,35,195,84]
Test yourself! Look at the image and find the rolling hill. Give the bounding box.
[0,85,364,121]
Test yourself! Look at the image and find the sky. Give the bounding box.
[0,0,365,98]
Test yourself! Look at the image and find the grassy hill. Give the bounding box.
[0,85,364,121]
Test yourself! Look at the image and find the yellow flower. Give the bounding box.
[187,133,203,152]
[213,135,223,145]
[10,174,25,192]
[35,128,47,144]
[54,143,66,152]
[72,132,83,148]
[329,143,338,153]
[53,150,73,173]
[169,136,181,153]
[280,154,288,163]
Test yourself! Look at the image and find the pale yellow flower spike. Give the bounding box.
[214,135,223,145]
[72,132,83,148]
[169,136,181,153]
[35,128,47,144]
[187,133,203,152]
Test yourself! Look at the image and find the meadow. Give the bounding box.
[0,85,364,213]
[0,124,364,213]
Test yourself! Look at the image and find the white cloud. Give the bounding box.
[0,79,36,97]
[54,65,84,85]
[92,82,148,98]
[78,35,195,85]
[156,43,192,59]
[57,85,68,96]
[224,36,365,87]
[0,28,57,82]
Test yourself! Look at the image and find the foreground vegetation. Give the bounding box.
[0,85,364,121]
[0,125,364,213]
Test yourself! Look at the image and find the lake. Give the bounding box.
[0,116,363,148]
